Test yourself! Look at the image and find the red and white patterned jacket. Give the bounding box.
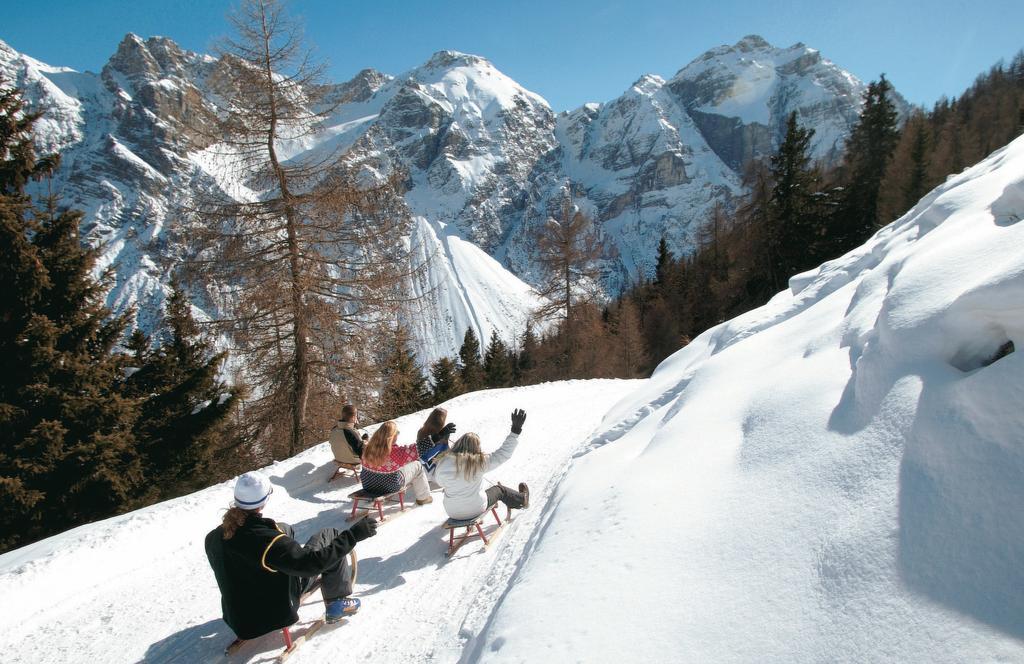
[361,443,418,473]
[360,443,420,495]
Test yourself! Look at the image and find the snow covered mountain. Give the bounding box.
[670,34,870,169]
[1,135,1021,662]
[0,35,544,362]
[0,34,882,356]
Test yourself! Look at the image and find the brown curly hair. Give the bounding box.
[221,507,252,540]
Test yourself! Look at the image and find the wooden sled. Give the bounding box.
[224,551,358,661]
[328,460,360,483]
[347,488,408,522]
[443,507,511,556]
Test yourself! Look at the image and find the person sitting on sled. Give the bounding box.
[205,471,377,640]
[360,421,433,504]
[432,409,530,520]
[329,403,368,464]
[416,407,457,471]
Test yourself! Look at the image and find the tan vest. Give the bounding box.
[329,423,361,464]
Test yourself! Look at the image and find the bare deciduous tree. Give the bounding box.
[533,195,603,325]
[191,0,417,457]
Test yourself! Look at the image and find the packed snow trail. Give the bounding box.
[0,380,639,664]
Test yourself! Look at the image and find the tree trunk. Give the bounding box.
[261,2,308,457]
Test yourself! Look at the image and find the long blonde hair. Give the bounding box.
[417,407,447,441]
[449,432,487,480]
[363,421,398,467]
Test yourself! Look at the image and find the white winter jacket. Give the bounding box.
[432,433,519,520]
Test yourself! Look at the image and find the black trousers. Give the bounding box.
[295,528,353,602]
[485,484,526,511]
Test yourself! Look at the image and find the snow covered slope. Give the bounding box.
[471,137,1024,661]
[0,380,639,664]
[404,216,542,361]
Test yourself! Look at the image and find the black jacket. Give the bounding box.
[205,514,357,639]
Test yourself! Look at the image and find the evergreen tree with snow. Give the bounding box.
[430,356,463,403]
[483,330,513,388]
[458,327,485,392]
[378,326,429,420]
[124,281,240,501]
[0,83,143,552]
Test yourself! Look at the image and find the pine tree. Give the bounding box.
[832,75,900,253]
[767,112,820,291]
[430,356,463,403]
[904,116,931,210]
[125,282,240,500]
[654,236,675,288]
[0,83,143,552]
[516,325,538,385]
[378,326,429,420]
[458,328,485,392]
[483,331,513,388]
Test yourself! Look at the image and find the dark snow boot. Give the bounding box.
[518,483,530,509]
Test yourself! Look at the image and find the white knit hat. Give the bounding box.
[232,471,273,510]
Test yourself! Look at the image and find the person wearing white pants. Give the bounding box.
[433,409,530,520]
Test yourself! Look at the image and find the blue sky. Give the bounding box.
[4,0,1023,112]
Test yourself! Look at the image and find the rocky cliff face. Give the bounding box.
[0,34,886,359]
[667,35,892,170]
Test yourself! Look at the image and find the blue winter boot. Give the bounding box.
[325,597,360,623]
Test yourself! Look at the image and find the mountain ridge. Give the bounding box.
[0,33,891,360]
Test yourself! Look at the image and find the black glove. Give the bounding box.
[436,422,456,440]
[510,408,527,435]
[349,516,377,541]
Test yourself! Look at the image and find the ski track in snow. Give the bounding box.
[0,379,639,664]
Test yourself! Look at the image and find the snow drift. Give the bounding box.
[471,136,1024,662]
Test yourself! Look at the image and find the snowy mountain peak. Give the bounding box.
[0,38,18,60]
[422,49,491,71]
[405,49,548,109]
[105,33,165,82]
[735,33,771,50]
[665,34,881,168]
[630,73,666,95]
[103,33,206,85]
[325,67,393,105]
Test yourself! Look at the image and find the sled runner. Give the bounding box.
[347,488,408,521]
[224,620,328,662]
[223,551,358,662]
[328,460,360,483]
[442,506,511,556]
